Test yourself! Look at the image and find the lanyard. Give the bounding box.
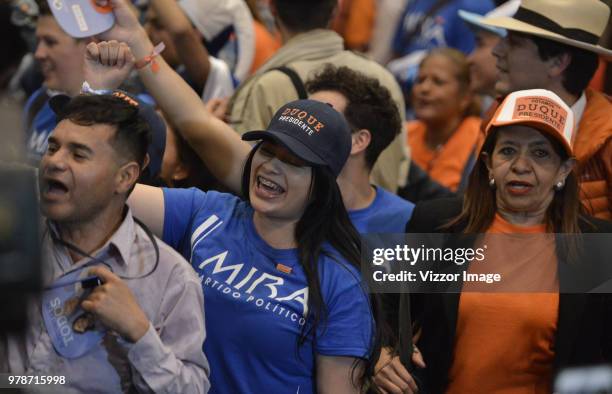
[45,216,160,289]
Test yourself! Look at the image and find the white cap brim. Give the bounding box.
[458,10,507,37]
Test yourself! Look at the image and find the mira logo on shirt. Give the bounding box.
[190,214,309,327]
[197,251,309,326]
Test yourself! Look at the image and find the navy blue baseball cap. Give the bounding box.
[49,91,166,184]
[242,99,352,177]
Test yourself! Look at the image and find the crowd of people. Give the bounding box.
[1,0,612,393]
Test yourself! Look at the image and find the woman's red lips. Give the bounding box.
[506,180,533,196]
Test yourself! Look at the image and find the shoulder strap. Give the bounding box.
[205,25,234,56]
[25,89,51,131]
[271,66,308,100]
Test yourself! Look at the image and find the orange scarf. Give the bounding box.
[407,116,482,191]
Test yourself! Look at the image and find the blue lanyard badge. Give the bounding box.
[41,266,106,359]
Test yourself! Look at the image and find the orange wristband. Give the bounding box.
[135,42,165,73]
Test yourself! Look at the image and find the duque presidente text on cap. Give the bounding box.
[486,89,574,156]
[242,99,352,177]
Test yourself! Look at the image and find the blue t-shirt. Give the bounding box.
[389,0,494,97]
[349,187,414,234]
[24,88,56,164]
[392,0,494,57]
[162,189,373,394]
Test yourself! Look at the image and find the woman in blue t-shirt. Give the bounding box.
[146,100,378,394]
[87,2,379,390]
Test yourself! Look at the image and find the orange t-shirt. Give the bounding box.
[249,21,281,75]
[407,116,482,192]
[446,215,559,394]
[332,0,376,50]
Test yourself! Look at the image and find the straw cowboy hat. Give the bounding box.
[458,0,521,37]
[480,0,612,58]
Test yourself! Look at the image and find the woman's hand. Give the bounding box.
[373,346,425,394]
[84,41,135,90]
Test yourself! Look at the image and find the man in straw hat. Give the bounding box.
[480,0,612,220]
[458,0,520,101]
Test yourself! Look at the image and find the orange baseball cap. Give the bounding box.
[485,89,574,156]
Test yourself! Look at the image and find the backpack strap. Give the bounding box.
[205,25,234,57]
[271,66,308,100]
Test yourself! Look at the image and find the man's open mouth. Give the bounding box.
[43,178,69,197]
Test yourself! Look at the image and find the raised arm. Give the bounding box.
[80,40,166,235]
[97,0,250,193]
[148,0,210,93]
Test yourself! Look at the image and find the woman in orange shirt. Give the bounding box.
[407,48,482,192]
[376,89,612,393]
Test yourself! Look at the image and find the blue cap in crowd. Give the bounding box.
[49,91,167,184]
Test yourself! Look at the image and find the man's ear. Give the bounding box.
[142,153,151,171]
[115,161,141,194]
[459,91,473,114]
[171,162,190,182]
[548,52,571,79]
[350,129,371,156]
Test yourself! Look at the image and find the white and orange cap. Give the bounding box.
[46,0,114,38]
[485,89,574,156]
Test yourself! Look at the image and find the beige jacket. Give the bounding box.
[227,29,409,192]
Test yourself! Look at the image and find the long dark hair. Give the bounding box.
[241,142,381,389]
[445,127,585,260]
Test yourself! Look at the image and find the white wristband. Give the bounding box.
[80,81,112,95]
